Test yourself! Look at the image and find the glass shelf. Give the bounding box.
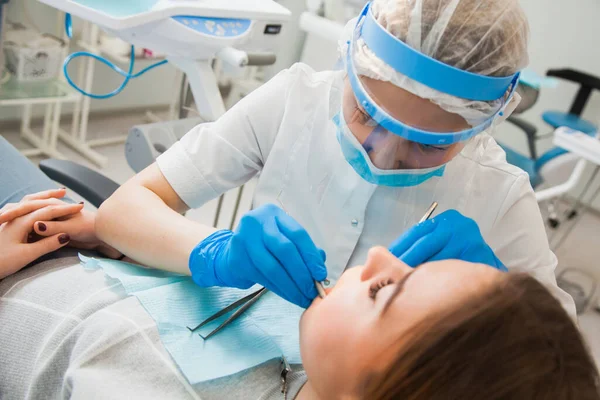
[0,76,79,103]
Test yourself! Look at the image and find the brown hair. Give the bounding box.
[362,273,600,400]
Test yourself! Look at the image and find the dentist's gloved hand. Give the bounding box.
[389,210,507,271]
[189,204,327,308]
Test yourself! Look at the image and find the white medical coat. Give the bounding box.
[157,63,576,317]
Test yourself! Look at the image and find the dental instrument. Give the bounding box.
[193,200,441,338]
[187,274,327,340]
[187,287,268,340]
[315,280,327,299]
[419,201,438,224]
[275,193,328,300]
[82,254,304,383]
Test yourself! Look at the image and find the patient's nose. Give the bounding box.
[360,246,412,282]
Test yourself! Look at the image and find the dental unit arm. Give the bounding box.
[35,0,291,121]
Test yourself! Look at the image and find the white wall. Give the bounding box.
[495,0,600,154]
[495,0,600,211]
[1,0,177,122]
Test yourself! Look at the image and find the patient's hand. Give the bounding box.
[33,207,121,258]
[0,190,83,278]
[0,190,122,274]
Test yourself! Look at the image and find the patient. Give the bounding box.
[1,136,599,399]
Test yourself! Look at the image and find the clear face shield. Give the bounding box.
[334,2,521,187]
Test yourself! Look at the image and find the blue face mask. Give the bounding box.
[333,112,446,187]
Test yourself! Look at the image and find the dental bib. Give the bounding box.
[80,255,303,384]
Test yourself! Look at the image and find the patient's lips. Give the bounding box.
[307,287,333,309]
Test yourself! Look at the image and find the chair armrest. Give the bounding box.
[39,159,120,209]
[506,116,537,138]
[547,69,600,89]
[547,69,600,115]
[506,116,539,160]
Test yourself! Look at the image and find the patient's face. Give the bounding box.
[299,247,501,397]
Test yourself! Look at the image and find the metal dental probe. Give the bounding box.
[419,202,439,224]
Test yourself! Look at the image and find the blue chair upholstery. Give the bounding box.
[542,111,597,135]
[534,127,597,171]
[499,143,542,187]
[501,139,592,189]
[534,147,568,172]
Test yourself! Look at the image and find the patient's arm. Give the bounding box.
[96,164,217,276]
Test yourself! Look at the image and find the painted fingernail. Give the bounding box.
[58,234,70,244]
[38,222,47,232]
[79,201,84,205]
[60,187,66,190]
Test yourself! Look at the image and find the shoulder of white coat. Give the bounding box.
[282,63,344,94]
[284,62,342,82]
[459,133,530,182]
[458,134,535,225]
[277,63,344,119]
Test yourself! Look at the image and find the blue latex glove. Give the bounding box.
[189,204,327,308]
[389,210,507,271]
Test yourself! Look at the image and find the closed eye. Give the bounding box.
[369,278,394,300]
[380,270,416,315]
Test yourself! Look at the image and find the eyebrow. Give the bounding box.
[381,270,417,316]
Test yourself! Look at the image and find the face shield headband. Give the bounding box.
[346,2,521,146]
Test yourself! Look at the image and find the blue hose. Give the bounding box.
[65,12,72,39]
[63,13,168,99]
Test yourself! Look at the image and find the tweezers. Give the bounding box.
[419,201,438,223]
[187,287,268,340]
[187,202,437,340]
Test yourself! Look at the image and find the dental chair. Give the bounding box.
[542,69,599,138]
[39,158,120,209]
[39,118,247,235]
[498,72,599,228]
[39,118,206,208]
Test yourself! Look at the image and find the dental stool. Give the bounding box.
[541,69,600,138]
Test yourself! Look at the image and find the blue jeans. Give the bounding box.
[0,135,63,208]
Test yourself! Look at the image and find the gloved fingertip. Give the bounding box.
[399,254,420,269]
[388,246,401,258]
[418,218,436,229]
[497,262,508,272]
[290,294,308,309]
[307,262,327,281]
[299,297,312,309]
[314,266,328,282]
[303,282,318,300]
[319,249,327,263]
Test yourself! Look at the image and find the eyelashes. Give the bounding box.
[354,107,378,127]
[369,278,394,299]
[418,143,451,153]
